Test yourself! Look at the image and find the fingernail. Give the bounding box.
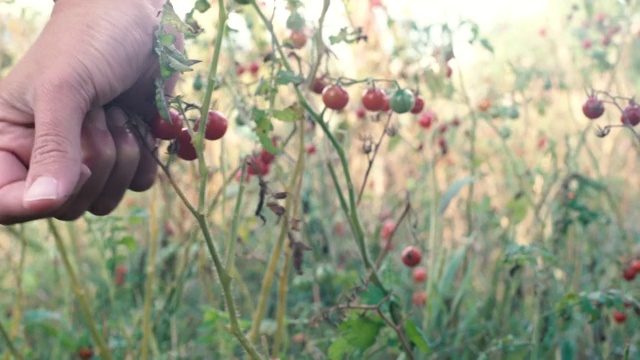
[24,176,59,202]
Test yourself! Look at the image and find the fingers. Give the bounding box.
[89,107,141,216]
[129,126,158,192]
[55,109,117,221]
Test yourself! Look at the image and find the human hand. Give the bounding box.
[0,0,180,225]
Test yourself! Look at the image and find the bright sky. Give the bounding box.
[3,0,549,28]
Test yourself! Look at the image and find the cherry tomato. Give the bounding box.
[621,103,640,126]
[412,291,427,306]
[478,99,492,112]
[176,129,198,161]
[380,219,396,240]
[418,110,437,129]
[412,267,427,283]
[401,246,422,267]
[286,12,305,31]
[151,109,183,140]
[205,111,228,141]
[289,30,307,49]
[361,88,386,112]
[623,267,636,281]
[411,95,425,114]
[312,76,327,94]
[380,94,391,112]
[322,85,350,110]
[248,61,260,76]
[306,143,316,154]
[389,88,415,114]
[613,311,627,323]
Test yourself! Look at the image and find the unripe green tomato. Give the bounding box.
[389,89,415,114]
[286,12,306,31]
[192,74,204,91]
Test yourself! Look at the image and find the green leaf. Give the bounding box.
[273,107,301,122]
[479,38,494,53]
[161,2,194,34]
[328,337,352,360]
[405,319,431,353]
[338,316,383,350]
[154,79,170,121]
[157,33,176,47]
[117,235,136,252]
[275,70,304,85]
[329,28,348,45]
[439,176,475,214]
[254,79,272,96]
[439,246,467,296]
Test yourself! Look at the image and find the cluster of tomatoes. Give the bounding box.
[611,259,640,324]
[582,95,640,126]
[314,80,423,115]
[311,78,454,156]
[401,245,428,306]
[235,60,261,77]
[151,108,228,161]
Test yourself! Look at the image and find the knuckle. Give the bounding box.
[30,133,78,167]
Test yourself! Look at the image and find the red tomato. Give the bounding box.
[411,95,425,114]
[312,76,327,94]
[194,111,228,141]
[248,61,260,76]
[412,267,427,283]
[289,30,307,49]
[401,246,422,267]
[418,110,437,129]
[380,94,391,112]
[306,143,316,154]
[176,129,198,161]
[412,291,427,306]
[380,219,396,240]
[322,85,350,110]
[151,109,183,140]
[623,267,636,281]
[612,311,627,323]
[361,88,386,112]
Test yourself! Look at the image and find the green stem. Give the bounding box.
[141,188,160,360]
[0,320,21,360]
[46,220,112,360]
[273,115,306,357]
[195,0,228,213]
[225,163,247,269]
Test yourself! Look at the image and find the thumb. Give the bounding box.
[23,95,91,211]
